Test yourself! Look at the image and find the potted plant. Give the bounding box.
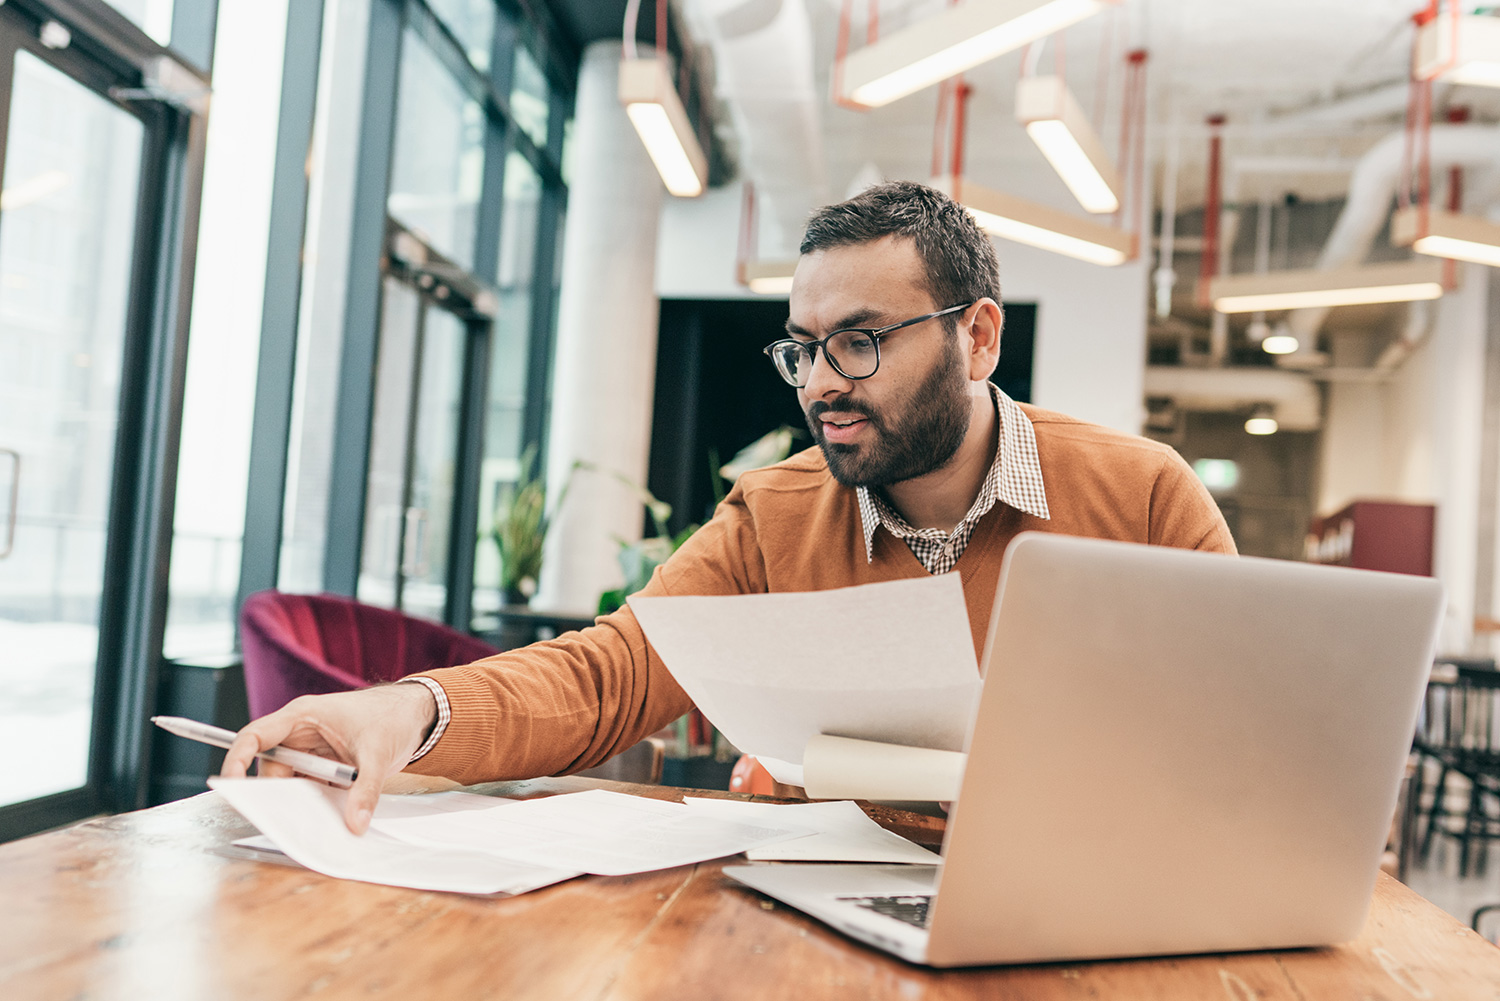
[491,445,572,606]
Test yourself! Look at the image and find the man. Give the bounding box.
[224,181,1234,832]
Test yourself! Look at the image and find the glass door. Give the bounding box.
[357,256,473,623]
[0,39,145,808]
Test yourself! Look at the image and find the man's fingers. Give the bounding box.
[222,730,269,778]
[344,768,384,835]
[256,759,296,779]
[220,710,301,778]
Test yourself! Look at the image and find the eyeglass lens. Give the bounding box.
[771,329,879,386]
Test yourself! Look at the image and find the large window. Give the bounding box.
[0,0,211,840]
[387,25,485,270]
[0,50,144,809]
[258,0,572,636]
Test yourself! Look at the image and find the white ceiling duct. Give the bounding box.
[1259,79,1415,136]
[691,0,827,255]
[1144,365,1321,431]
[1285,123,1500,344]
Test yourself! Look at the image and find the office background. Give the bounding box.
[0,0,1497,863]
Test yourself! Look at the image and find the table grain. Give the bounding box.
[1,777,1496,1000]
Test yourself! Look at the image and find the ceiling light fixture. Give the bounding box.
[932,176,1134,266]
[838,0,1116,109]
[1245,406,1279,436]
[1208,259,1448,313]
[619,56,708,197]
[1391,205,1500,268]
[1415,10,1500,88]
[1262,333,1300,355]
[1015,75,1121,213]
[742,259,797,295]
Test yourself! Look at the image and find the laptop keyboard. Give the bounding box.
[840,894,934,928]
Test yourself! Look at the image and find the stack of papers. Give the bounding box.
[682,798,939,864]
[628,574,981,790]
[210,778,940,897]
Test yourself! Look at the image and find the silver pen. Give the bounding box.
[151,715,358,787]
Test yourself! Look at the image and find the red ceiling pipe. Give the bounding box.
[1197,114,1227,308]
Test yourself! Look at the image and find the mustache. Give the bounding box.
[807,397,873,422]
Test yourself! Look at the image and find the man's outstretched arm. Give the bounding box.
[219,479,768,833]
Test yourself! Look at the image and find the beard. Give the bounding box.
[804,336,973,488]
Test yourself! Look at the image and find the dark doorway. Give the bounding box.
[648,299,1038,537]
[649,299,803,535]
[993,302,1036,405]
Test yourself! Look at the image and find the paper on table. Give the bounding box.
[209,778,578,896]
[226,790,517,865]
[682,797,942,864]
[373,789,808,876]
[629,575,982,770]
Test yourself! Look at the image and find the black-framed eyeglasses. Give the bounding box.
[762,302,973,388]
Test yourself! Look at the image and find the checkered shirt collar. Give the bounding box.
[856,384,1051,569]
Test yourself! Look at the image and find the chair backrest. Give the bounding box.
[240,590,498,719]
[1420,661,1500,760]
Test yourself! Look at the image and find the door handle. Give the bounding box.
[402,507,428,578]
[0,448,17,560]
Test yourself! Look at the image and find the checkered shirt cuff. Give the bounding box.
[397,676,451,763]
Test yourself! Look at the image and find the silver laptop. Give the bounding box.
[725,532,1444,967]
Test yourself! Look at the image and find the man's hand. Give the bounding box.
[220,684,439,835]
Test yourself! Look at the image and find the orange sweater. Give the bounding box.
[410,404,1236,784]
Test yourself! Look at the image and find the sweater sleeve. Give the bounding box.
[1147,449,1238,555]
[403,481,767,785]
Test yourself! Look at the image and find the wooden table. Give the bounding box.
[2,777,1499,1000]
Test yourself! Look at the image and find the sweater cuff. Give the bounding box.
[403,667,510,778]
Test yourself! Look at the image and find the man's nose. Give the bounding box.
[802,345,853,399]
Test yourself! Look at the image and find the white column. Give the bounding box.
[535,41,665,613]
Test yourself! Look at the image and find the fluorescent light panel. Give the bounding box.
[1016,75,1121,214]
[840,0,1111,108]
[1209,259,1448,313]
[619,57,708,198]
[932,176,1134,266]
[1415,12,1500,88]
[1391,205,1500,268]
[742,259,797,295]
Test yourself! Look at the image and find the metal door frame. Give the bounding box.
[0,0,212,841]
[373,221,498,623]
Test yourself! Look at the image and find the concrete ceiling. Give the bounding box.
[544,1,1500,217]
[806,0,1500,211]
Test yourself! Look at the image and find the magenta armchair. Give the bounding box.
[239,590,499,720]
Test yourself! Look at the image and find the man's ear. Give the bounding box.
[966,299,1003,381]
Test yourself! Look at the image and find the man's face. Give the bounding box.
[787,237,973,488]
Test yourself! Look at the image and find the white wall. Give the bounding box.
[656,188,1150,434]
[995,244,1149,434]
[656,185,748,300]
[1317,263,1490,652]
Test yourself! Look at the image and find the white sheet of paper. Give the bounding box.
[208,778,578,896]
[681,797,942,864]
[372,788,807,876]
[227,790,516,862]
[629,575,982,767]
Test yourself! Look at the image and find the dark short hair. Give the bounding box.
[799,180,1002,315]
